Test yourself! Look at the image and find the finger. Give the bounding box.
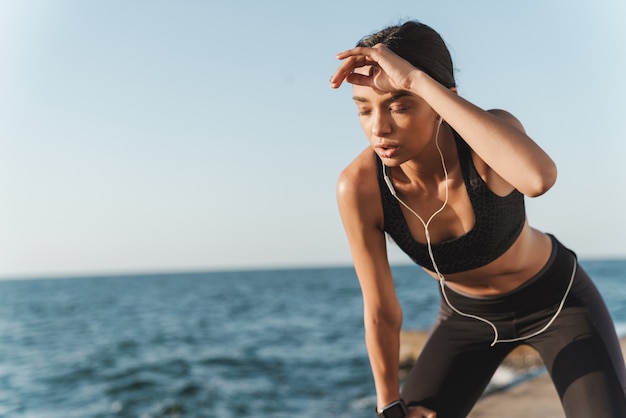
[336,45,392,64]
[344,72,373,87]
[329,55,374,88]
[335,46,375,59]
[339,54,377,70]
[329,63,356,88]
[335,53,379,70]
[408,406,437,418]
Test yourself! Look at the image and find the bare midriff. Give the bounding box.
[425,222,553,296]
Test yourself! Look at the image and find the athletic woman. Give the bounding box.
[330,20,626,418]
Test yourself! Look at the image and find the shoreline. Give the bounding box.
[399,330,626,417]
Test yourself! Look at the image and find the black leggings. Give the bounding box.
[401,236,626,418]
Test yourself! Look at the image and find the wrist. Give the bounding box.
[405,69,429,95]
[376,399,407,418]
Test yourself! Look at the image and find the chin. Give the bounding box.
[379,156,406,167]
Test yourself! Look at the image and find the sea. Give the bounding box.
[1,260,625,418]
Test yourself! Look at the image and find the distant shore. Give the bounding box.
[399,330,626,418]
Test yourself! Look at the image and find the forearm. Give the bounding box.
[364,314,403,409]
[409,70,557,196]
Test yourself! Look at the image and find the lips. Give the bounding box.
[375,144,399,159]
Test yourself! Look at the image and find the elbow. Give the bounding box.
[364,304,403,332]
[525,163,557,197]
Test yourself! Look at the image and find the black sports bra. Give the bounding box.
[376,131,526,274]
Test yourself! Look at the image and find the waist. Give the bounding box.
[440,235,578,315]
[433,226,552,294]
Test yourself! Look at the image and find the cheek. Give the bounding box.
[395,113,428,133]
[394,111,420,126]
[358,118,372,136]
[397,121,419,134]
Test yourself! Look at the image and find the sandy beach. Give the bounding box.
[399,330,626,417]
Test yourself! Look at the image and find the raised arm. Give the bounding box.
[407,72,557,197]
[331,44,557,197]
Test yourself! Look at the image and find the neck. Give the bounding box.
[398,124,455,188]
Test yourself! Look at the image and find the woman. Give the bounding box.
[330,20,626,418]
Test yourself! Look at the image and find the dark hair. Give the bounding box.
[357,20,456,88]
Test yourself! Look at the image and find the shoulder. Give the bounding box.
[337,147,379,203]
[336,147,384,228]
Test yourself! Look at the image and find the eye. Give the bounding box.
[390,106,409,114]
[357,108,372,117]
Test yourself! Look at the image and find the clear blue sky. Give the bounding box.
[1,0,625,279]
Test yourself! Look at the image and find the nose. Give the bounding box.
[371,110,391,138]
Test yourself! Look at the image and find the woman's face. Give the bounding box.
[352,72,438,166]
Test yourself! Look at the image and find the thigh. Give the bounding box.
[530,300,626,417]
[401,317,513,418]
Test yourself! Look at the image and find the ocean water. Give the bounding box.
[0,260,624,418]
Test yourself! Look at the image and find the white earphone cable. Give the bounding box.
[382,118,575,346]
